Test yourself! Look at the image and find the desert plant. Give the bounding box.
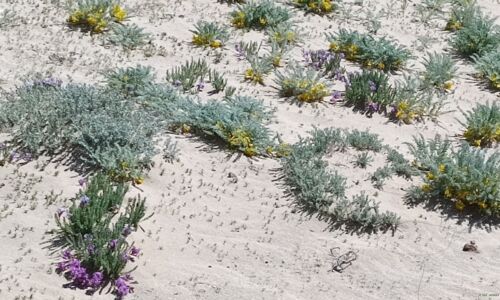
[473,48,500,90]
[421,52,458,91]
[290,0,334,15]
[327,29,411,71]
[191,21,230,48]
[108,23,150,50]
[275,66,330,103]
[354,152,373,168]
[104,65,154,97]
[54,174,150,297]
[445,1,481,31]
[451,15,500,57]
[267,22,301,47]
[460,102,500,147]
[67,0,128,33]
[407,135,500,216]
[231,0,292,30]
[281,127,400,232]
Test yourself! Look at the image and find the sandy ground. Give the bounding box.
[0,0,499,299]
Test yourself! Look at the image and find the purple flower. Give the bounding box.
[129,246,140,257]
[122,225,132,237]
[57,207,69,218]
[196,80,205,91]
[368,80,377,92]
[115,276,133,297]
[87,243,96,255]
[62,249,73,260]
[78,178,87,186]
[330,91,342,104]
[108,239,118,250]
[89,272,103,288]
[80,195,90,206]
[367,102,379,113]
[173,80,182,87]
[121,252,129,262]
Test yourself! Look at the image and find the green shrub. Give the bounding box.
[451,15,500,57]
[461,102,500,147]
[67,0,127,33]
[54,174,150,296]
[344,70,396,114]
[165,59,230,93]
[231,0,292,30]
[473,48,500,90]
[104,65,154,97]
[275,66,329,103]
[191,21,230,48]
[445,1,481,31]
[421,52,458,91]
[281,127,400,232]
[407,135,500,216]
[327,29,411,71]
[108,23,151,50]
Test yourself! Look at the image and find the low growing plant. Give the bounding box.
[290,0,334,15]
[231,0,292,30]
[108,23,151,50]
[191,21,230,49]
[327,29,411,71]
[473,48,500,90]
[406,135,500,216]
[67,0,128,33]
[421,52,458,91]
[275,66,330,103]
[460,102,500,147]
[451,14,500,57]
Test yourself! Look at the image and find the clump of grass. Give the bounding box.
[406,135,500,217]
[473,48,500,90]
[281,127,400,232]
[327,29,411,72]
[344,70,396,114]
[267,22,301,47]
[445,1,481,31]
[54,174,150,297]
[108,23,151,50]
[231,0,292,30]
[460,102,500,147]
[290,0,334,15]
[421,52,458,91]
[237,41,276,84]
[275,66,330,103]
[354,152,372,168]
[165,59,230,94]
[67,0,128,33]
[450,14,500,57]
[191,21,230,49]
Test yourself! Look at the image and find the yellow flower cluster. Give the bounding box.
[463,125,500,147]
[394,101,418,124]
[192,35,222,48]
[228,129,257,157]
[244,68,264,85]
[297,83,329,102]
[232,11,246,28]
[266,143,292,158]
[445,19,462,31]
[297,0,333,14]
[67,4,127,33]
[487,74,500,90]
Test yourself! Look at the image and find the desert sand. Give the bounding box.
[0,0,499,299]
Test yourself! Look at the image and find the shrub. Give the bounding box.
[275,66,330,103]
[281,127,400,232]
[267,22,301,48]
[327,29,410,71]
[451,15,500,57]
[290,0,334,15]
[108,23,151,50]
[445,1,481,31]
[191,21,230,49]
[67,0,127,33]
[354,152,372,168]
[421,52,458,91]
[165,59,230,93]
[231,0,292,30]
[473,48,500,90]
[1,81,160,182]
[461,102,500,147]
[407,135,500,216]
[170,96,275,157]
[104,65,154,97]
[54,174,150,297]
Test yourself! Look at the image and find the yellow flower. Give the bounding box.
[134,177,144,185]
[443,80,455,92]
[209,40,222,48]
[232,12,246,28]
[426,172,435,181]
[438,164,446,173]
[181,124,191,134]
[377,62,385,70]
[421,184,431,193]
[473,139,482,147]
[444,187,453,199]
[93,19,107,33]
[272,55,281,67]
[455,200,465,211]
[112,5,127,22]
[477,201,487,210]
[192,34,205,46]
[265,146,274,155]
[68,10,84,24]
[345,44,359,60]
[244,69,263,84]
[321,0,333,12]
[329,42,340,52]
[258,17,267,26]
